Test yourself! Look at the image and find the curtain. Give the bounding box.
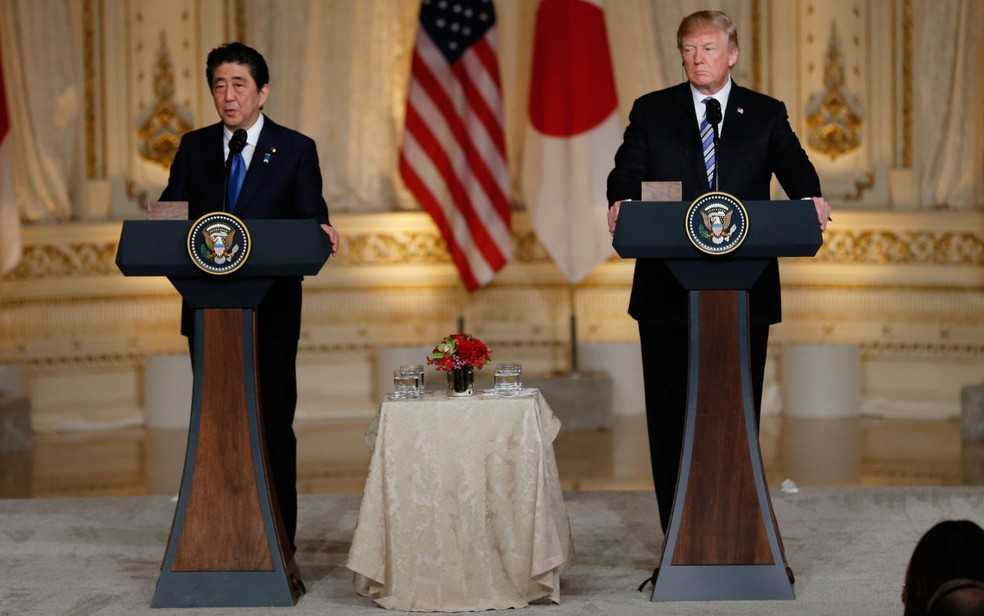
[915,0,984,209]
[0,0,80,223]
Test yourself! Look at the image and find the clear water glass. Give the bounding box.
[493,362,522,396]
[393,368,418,399]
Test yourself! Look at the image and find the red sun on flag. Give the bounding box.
[527,0,618,137]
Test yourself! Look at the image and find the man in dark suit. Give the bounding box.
[606,11,831,534]
[160,42,339,549]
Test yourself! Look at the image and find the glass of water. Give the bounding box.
[493,362,522,396]
[393,368,419,399]
[410,364,426,392]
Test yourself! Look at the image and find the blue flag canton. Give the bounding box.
[420,0,496,64]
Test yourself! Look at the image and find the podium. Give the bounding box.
[613,198,822,601]
[116,218,332,608]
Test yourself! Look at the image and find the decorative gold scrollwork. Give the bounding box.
[137,32,193,169]
[806,22,863,160]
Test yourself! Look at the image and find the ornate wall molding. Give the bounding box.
[814,228,984,265]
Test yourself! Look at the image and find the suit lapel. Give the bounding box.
[235,118,279,216]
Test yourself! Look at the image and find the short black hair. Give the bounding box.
[205,42,270,89]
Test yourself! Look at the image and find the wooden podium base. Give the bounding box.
[152,308,303,608]
[652,290,793,602]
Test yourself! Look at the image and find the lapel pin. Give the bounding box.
[737,107,744,115]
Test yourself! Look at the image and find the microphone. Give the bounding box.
[222,129,248,212]
[228,129,248,161]
[705,99,722,191]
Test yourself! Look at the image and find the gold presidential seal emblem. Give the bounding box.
[685,192,749,255]
[187,212,251,275]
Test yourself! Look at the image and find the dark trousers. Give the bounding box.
[638,320,770,533]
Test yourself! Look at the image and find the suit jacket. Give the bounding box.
[160,116,331,337]
[606,82,821,326]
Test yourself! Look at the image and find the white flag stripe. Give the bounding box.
[524,111,619,283]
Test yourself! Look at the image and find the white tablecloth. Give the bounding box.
[347,389,574,612]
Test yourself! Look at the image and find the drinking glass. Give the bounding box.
[393,368,418,399]
[493,362,522,396]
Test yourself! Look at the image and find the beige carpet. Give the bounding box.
[1,487,982,615]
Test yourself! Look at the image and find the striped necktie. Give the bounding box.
[228,152,246,212]
[700,98,715,189]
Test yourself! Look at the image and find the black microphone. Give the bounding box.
[222,129,248,212]
[705,99,722,191]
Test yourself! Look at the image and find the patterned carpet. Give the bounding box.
[1,487,982,615]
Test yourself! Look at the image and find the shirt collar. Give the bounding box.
[690,77,732,112]
[223,113,265,155]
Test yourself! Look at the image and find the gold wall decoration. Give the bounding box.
[806,22,863,160]
[813,230,984,266]
[136,32,193,169]
[2,243,119,281]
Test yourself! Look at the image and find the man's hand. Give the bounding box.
[321,223,340,254]
[608,200,623,236]
[812,196,831,232]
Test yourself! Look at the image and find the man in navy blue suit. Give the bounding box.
[160,42,339,550]
[606,11,831,536]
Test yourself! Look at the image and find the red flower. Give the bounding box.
[426,333,492,371]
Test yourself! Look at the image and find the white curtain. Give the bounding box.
[0,0,79,223]
[915,0,984,209]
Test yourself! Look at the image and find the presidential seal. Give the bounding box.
[685,192,749,255]
[187,212,251,275]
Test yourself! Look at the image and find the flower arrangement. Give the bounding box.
[427,334,492,371]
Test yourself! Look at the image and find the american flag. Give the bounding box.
[399,0,511,291]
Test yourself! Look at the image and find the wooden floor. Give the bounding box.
[1,414,980,499]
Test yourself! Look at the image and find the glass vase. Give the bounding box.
[447,366,475,396]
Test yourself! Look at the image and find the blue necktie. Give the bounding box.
[700,98,715,189]
[228,152,246,212]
